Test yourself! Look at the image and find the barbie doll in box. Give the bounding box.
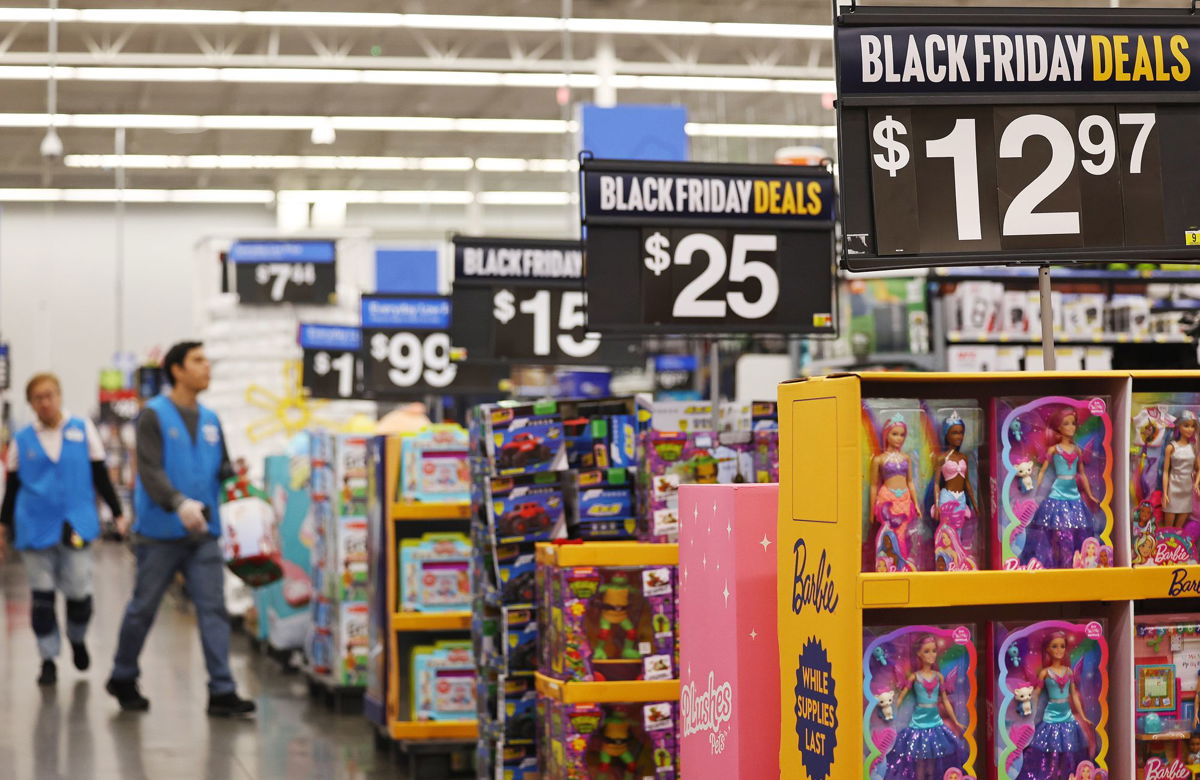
[870,415,922,572]
[1161,410,1200,529]
[1020,409,1101,569]
[931,412,978,571]
[1015,632,1096,780]
[886,635,967,780]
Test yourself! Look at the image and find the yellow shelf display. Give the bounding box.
[535,672,681,705]
[388,720,478,741]
[776,370,1200,780]
[391,502,471,521]
[535,540,679,568]
[392,612,472,632]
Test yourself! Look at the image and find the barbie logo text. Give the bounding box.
[1144,758,1190,780]
[681,671,733,742]
[1156,541,1192,565]
[1168,568,1200,597]
[792,539,840,615]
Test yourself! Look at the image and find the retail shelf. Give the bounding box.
[391,502,471,521]
[931,266,1200,283]
[946,331,1193,345]
[804,352,942,375]
[388,720,478,741]
[392,611,472,632]
[535,541,679,568]
[535,672,680,704]
[859,565,1200,609]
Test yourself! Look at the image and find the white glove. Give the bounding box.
[178,499,208,532]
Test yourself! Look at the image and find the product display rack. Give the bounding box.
[775,369,1200,779]
[369,434,477,747]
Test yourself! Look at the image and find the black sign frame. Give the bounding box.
[451,235,642,367]
[231,239,338,305]
[579,157,837,336]
[835,4,1200,272]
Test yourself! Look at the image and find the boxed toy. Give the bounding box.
[994,619,1110,780]
[565,414,639,470]
[993,396,1114,570]
[576,467,639,541]
[922,400,985,572]
[336,517,369,602]
[752,401,780,483]
[1130,395,1200,566]
[399,532,471,612]
[475,401,567,476]
[862,624,978,779]
[399,424,470,504]
[543,700,678,780]
[486,472,568,544]
[1134,613,1200,778]
[541,562,676,683]
[644,431,754,544]
[861,399,933,573]
[411,641,476,721]
[335,601,369,686]
[335,436,370,517]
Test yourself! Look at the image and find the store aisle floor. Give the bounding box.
[0,542,399,780]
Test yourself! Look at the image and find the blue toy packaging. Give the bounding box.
[576,467,639,541]
[862,624,978,779]
[399,532,471,612]
[475,401,567,476]
[486,472,568,544]
[565,414,639,470]
[993,619,1110,780]
[399,424,470,504]
[411,641,477,721]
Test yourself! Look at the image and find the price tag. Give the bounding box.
[836,10,1200,270]
[299,324,363,400]
[580,159,835,335]
[232,240,337,304]
[450,236,641,365]
[361,294,503,398]
[99,389,139,424]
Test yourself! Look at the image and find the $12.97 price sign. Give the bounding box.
[231,239,337,304]
[836,8,1200,270]
[451,236,640,365]
[361,294,502,398]
[299,323,363,400]
[581,158,836,335]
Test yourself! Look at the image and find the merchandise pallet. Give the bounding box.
[776,370,1200,779]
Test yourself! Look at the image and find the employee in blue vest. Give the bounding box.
[106,341,256,717]
[0,372,125,686]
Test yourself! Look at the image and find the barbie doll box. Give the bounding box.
[679,484,779,780]
[1130,394,1200,567]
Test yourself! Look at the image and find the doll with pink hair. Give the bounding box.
[1020,408,1100,569]
[870,415,922,572]
[885,635,966,780]
[1014,631,1096,780]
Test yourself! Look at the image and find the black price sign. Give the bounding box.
[581,159,835,335]
[299,324,363,400]
[451,236,640,365]
[232,240,337,304]
[836,9,1200,270]
[361,294,502,398]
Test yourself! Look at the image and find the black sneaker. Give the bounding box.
[106,678,150,711]
[207,692,256,717]
[71,641,90,671]
[37,659,56,686]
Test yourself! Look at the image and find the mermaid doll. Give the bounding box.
[931,412,978,570]
[1015,632,1095,780]
[1161,410,1199,529]
[1020,409,1100,569]
[871,415,922,571]
[886,635,966,780]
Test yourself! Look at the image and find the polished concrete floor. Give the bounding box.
[0,542,401,780]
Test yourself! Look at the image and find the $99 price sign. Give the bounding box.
[836,9,1200,270]
[582,158,836,335]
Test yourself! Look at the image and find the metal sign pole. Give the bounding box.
[1039,265,1056,371]
[709,339,720,432]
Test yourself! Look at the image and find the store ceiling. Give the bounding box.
[0,0,1176,197]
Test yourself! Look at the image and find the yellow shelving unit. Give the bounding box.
[535,672,681,705]
[391,501,471,521]
[392,611,472,632]
[777,370,1200,779]
[536,540,679,568]
[389,720,478,741]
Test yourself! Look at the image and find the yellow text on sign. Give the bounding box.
[753,180,823,217]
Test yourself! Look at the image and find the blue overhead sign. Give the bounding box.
[229,240,336,263]
[360,295,451,330]
[298,324,361,351]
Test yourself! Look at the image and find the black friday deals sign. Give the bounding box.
[580,158,836,335]
[836,8,1200,270]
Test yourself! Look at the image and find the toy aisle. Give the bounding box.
[4,2,1200,780]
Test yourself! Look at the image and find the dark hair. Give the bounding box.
[163,341,203,384]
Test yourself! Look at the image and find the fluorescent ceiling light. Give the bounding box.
[476,191,573,206]
[0,7,833,40]
[0,65,830,94]
[65,154,509,172]
[686,122,838,139]
[0,188,274,203]
[0,188,577,205]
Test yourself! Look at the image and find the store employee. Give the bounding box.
[107,341,256,717]
[0,372,125,686]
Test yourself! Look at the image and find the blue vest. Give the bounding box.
[14,416,100,550]
[133,396,224,539]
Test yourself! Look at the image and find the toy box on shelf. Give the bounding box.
[772,370,1200,780]
[1133,612,1200,779]
[540,699,678,780]
[1130,394,1200,568]
[400,424,471,504]
[254,445,314,654]
[307,431,371,689]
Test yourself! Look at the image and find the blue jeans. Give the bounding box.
[23,544,93,660]
[111,537,235,695]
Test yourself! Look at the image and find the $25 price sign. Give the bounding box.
[230,239,337,304]
[582,158,836,335]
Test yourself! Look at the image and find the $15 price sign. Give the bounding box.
[836,11,1200,270]
[582,158,836,335]
[231,239,337,304]
[299,324,362,400]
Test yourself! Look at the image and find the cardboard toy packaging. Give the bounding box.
[1130,394,1200,567]
[542,699,678,780]
[679,484,780,780]
[1133,613,1200,778]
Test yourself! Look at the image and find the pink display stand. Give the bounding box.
[678,483,780,779]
